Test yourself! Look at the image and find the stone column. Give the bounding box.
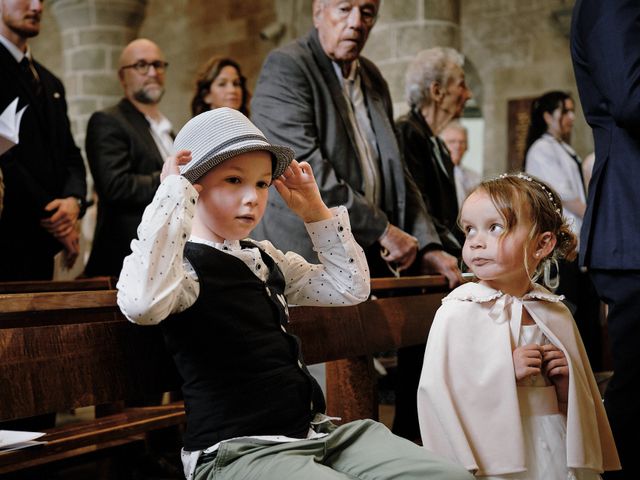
[364,0,461,114]
[47,0,147,281]
[49,0,147,148]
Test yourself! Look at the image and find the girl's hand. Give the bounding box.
[542,344,569,378]
[513,344,542,381]
[161,150,191,182]
[273,160,332,223]
[542,344,569,408]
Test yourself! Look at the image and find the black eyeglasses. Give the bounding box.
[120,60,169,75]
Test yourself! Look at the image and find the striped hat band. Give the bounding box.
[174,107,294,182]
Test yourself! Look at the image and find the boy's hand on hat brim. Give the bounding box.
[162,150,192,182]
[274,160,332,223]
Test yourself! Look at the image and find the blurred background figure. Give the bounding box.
[84,38,172,278]
[572,2,640,474]
[397,47,472,257]
[440,120,480,210]
[191,56,250,117]
[524,90,602,371]
[393,46,472,442]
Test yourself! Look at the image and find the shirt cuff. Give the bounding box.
[304,205,352,250]
[159,174,199,211]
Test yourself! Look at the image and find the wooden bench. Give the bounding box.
[0,275,449,474]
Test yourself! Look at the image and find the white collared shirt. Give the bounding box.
[145,113,174,159]
[332,60,381,206]
[525,133,586,244]
[0,33,26,62]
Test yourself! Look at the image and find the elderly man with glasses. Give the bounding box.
[84,38,173,278]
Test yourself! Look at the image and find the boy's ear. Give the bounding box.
[536,231,556,258]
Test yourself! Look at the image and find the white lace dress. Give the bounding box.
[481,324,602,480]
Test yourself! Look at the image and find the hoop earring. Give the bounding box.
[543,257,560,290]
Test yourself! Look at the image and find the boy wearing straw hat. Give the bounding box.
[117,108,472,480]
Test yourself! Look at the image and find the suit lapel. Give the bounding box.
[118,98,165,168]
[359,63,403,216]
[0,45,47,130]
[307,30,362,166]
[413,109,456,188]
[32,60,61,145]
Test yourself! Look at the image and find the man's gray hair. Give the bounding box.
[405,47,465,109]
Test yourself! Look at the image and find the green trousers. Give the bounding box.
[194,419,472,480]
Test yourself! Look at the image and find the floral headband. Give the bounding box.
[499,172,562,218]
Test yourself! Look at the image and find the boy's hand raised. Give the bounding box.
[162,150,202,193]
[273,160,332,223]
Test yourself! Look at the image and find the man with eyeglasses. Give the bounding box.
[0,0,87,282]
[84,38,174,278]
[252,0,461,286]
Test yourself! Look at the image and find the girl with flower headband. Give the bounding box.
[417,173,619,479]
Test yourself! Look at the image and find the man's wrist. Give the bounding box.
[72,196,88,219]
[378,222,391,242]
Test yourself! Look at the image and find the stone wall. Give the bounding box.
[364,0,461,116]
[32,0,279,147]
[460,0,588,175]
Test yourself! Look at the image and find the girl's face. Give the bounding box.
[195,151,272,243]
[460,190,542,296]
[204,65,243,111]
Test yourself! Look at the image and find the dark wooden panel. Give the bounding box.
[288,304,365,365]
[0,319,181,421]
[370,275,448,292]
[326,358,377,423]
[0,277,114,294]
[359,293,445,352]
[0,406,185,474]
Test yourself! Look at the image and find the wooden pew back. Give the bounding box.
[0,275,449,473]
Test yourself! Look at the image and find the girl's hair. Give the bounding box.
[476,173,577,276]
[524,90,571,162]
[191,56,251,117]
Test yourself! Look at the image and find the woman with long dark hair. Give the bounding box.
[524,90,602,371]
[191,56,250,117]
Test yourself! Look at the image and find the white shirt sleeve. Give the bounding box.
[260,206,370,306]
[117,175,200,325]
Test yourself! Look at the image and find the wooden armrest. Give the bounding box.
[0,403,185,474]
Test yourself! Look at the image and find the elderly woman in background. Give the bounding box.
[524,90,602,371]
[191,56,250,117]
[397,47,472,257]
[392,47,472,443]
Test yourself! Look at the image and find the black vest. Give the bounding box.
[161,241,325,451]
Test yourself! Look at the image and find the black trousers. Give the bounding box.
[556,259,603,371]
[590,270,640,480]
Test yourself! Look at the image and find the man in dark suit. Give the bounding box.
[571,1,640,477]
[251,0,462,286]
[85,38,172,277]
[0,0,87,281]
